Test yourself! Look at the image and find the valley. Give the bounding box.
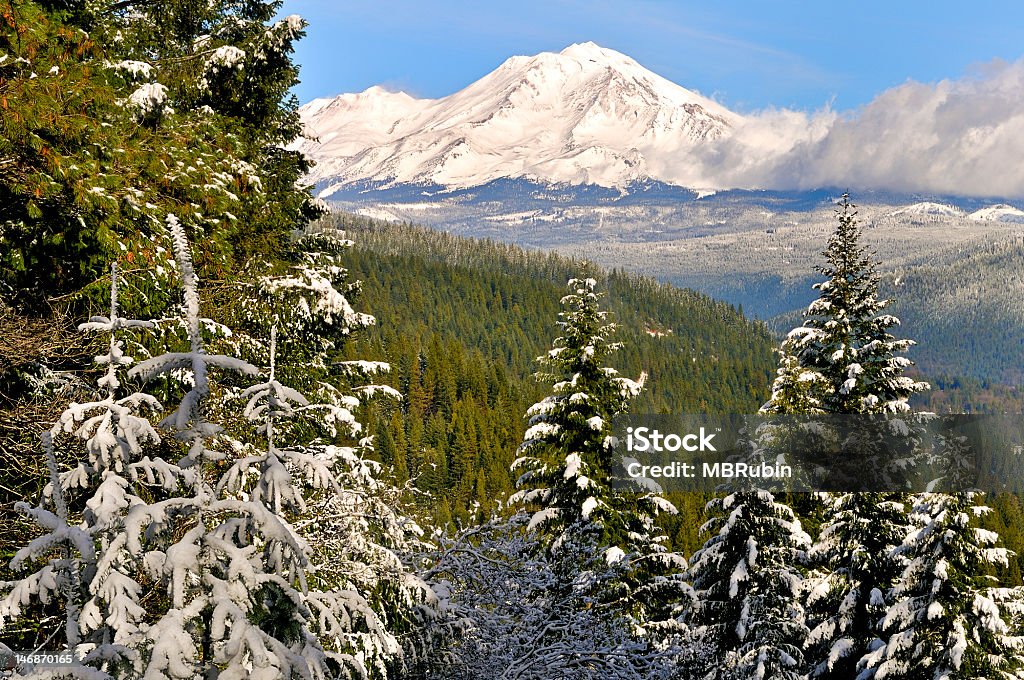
[325,190,1024,387]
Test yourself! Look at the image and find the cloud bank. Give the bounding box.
[694,59,1024,197]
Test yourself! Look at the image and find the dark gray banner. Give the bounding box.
[611,414,1024,493]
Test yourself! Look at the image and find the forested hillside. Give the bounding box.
[329,215,775,532]
[547,203,1024,388]
[887,235,1024,385]
[321,215,1024,577]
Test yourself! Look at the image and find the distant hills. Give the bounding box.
[888,201,1024,223]
[319,193,1024,387]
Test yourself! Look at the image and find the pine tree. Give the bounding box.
[510,277,648,551]
[772,194,927,416]
[0,1,321,308]
[805,493,910,679]
[688,489,811,679]
[0,259,172,674]
[862,492,1024,679]
[763,194,930,678]
[510,276,690,639]
[0,217,430,678]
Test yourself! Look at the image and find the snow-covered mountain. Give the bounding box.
[888,202,964,218]
[296,42,742,196]
[968,204,1024,223]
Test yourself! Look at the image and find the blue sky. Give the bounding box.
[280,1,1024,113]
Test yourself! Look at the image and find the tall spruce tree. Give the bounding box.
[764,194,929,678]
[510,277,690,637]
[511,277,645,551]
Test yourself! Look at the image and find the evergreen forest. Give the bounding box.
[2,2,1024,679]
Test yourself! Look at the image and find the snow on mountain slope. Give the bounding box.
[295,42,742,195]
[968,204,1024,223]
[888,202,964,217]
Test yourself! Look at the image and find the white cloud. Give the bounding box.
[691,59,1024,197]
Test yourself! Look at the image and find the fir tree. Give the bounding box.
[771,193,927,416]
[805,493,910,679]
[687,489,811,679]
[1,261,165,674]
[862,492,1024,679]
[0,1,321,309]
[764,194,930,678]
[510,277,646,552]
[239,223,437,676]
[510,277,690,639]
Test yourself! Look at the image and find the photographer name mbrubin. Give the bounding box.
[625,461,793,480]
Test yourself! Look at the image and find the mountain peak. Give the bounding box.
[969,204,1024,222]
[559,41,621,59]
[359,84,412,97]
[296,44,744,193]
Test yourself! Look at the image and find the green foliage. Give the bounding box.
[322,215,1024,579]
[0,3,126,302]
[0,1,320,311]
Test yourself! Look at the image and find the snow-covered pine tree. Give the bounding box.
[861,492,1024,679]
[238,222,436,679]
[511,277,646,551]
[771,194,927,416]
[225,324,432,679]
[804,492,910,679]
[760,195,930,679]
[108,215,337,678]
[509,277,690,635]
[687,489,811,679]
[1,215,433,679]
[0,261,167,676]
